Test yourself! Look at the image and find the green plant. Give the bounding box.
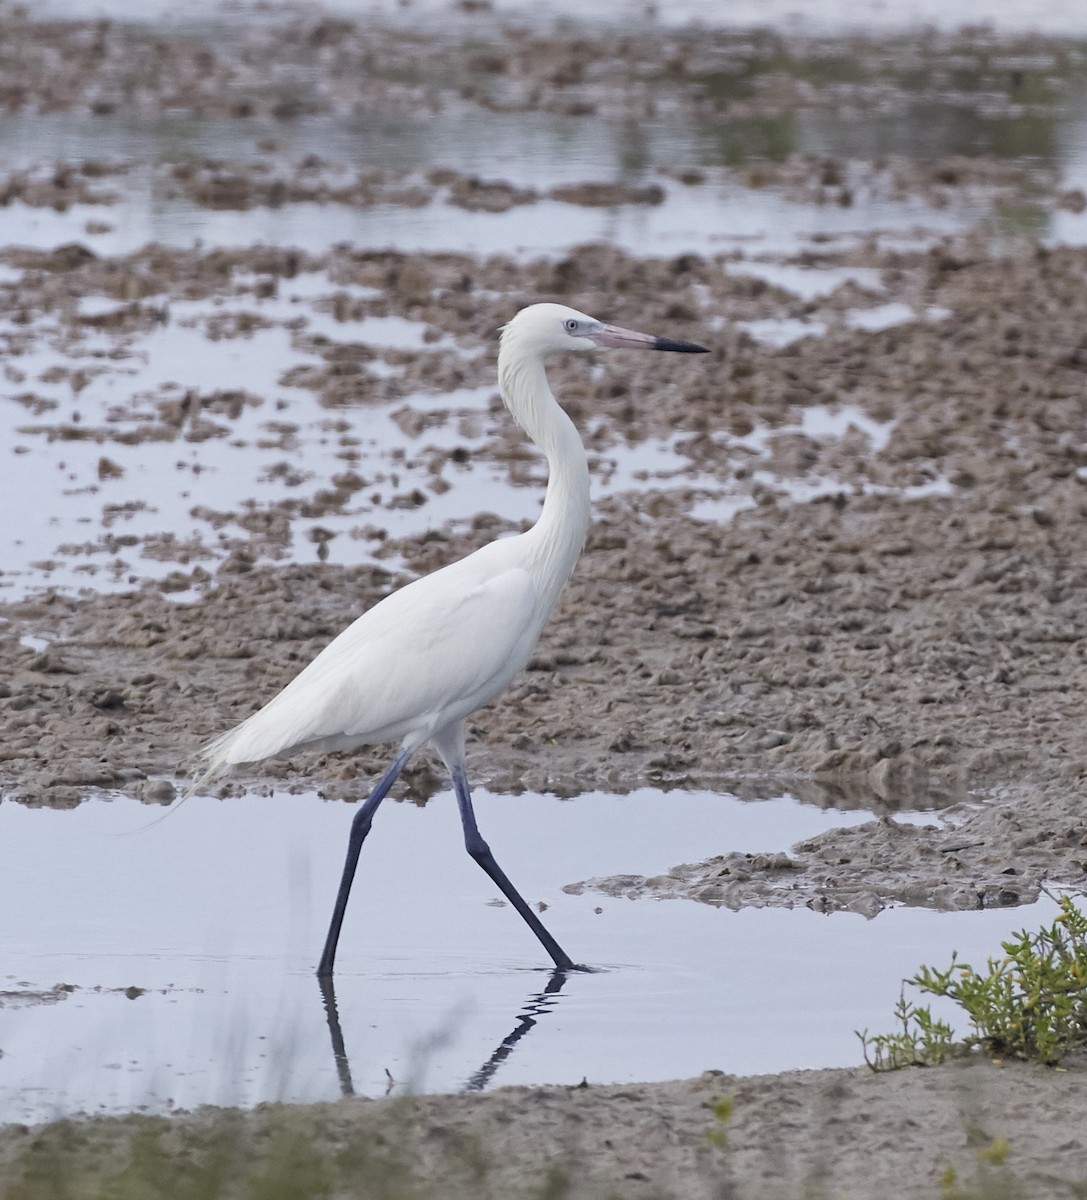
[858,990,960,1071]
[937,1133,1027,1200]
[859,893,1087,1070]
[704,1096,734,1149]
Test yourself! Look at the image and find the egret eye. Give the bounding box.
[564,318,579,333]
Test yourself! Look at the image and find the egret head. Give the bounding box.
[501,302,709,359]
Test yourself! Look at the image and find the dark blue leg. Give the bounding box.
[317,748,413,978]
[451,764,582,972]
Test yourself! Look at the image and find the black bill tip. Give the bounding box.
[653,336,710,353]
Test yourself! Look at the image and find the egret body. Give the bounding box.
[197,302,709,975]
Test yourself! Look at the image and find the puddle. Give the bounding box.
[739,299,950,345]
[1,263,948,598]
[728,262,886,302]
[0,181,984,263]
[0,278,511,595]
[790,405,895,451]
[16,634,51,653]
[845,301,952,333]
[2,85,1081,262]
[0,786,1062,1122]
[682,402,954,522]
[736,316,829,347]
[687,472,955,524]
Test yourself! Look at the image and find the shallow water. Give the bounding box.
[0,786,1060,1122]
[0,267,944,600]
[28,0,1087,36]
[0,172,984,263]
[5,13,1087,599]
[3,52,1087,263]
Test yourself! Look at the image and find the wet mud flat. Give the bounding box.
[3,5,1087,1197]
[5,236,1087,918]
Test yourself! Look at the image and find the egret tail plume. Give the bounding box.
[133,731,234,832]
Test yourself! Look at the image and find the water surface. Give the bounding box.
[0,786,1054,1122]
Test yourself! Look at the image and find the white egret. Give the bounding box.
[196,302,709,976]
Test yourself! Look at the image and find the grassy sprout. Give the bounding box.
[860,892,1087,1071]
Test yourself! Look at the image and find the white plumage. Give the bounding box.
[193,301,708,976]
[205,543,540,763]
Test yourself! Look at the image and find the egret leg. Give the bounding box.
[451,764,581,972]
[317,747,413,978]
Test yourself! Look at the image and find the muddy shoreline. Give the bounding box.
[3,1058,1087,1198]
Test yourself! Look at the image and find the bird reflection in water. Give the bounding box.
[463,970,569,1093]
[318,970,571,1098]
[318,975,356,1096]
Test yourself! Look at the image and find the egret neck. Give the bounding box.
[497,342,592,622]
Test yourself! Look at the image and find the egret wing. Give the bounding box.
[211,554,538,766]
